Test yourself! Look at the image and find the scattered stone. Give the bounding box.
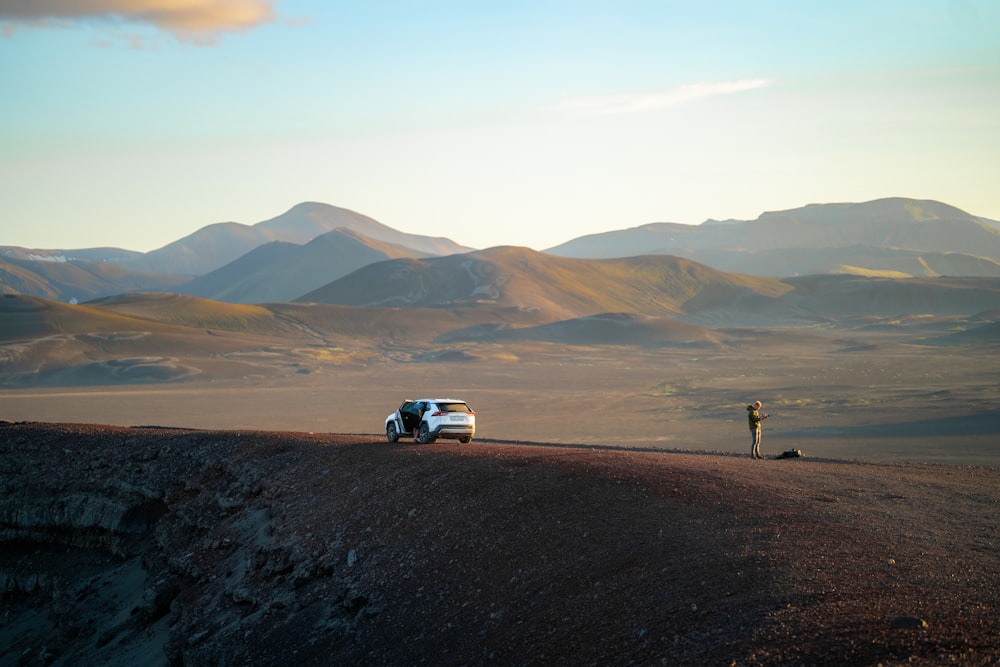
[890,615,928,629]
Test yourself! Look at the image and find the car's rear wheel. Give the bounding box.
[386,422,399,443]
[459,436,472,444]
[418,422,434,444]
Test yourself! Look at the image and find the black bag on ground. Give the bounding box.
[777,449,803,459]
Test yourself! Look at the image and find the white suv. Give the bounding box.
[385,398,476,444]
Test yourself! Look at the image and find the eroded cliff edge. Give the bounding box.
[1,425,391,666]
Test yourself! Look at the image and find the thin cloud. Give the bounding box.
[0,0,276,42]
[552,78,775,117]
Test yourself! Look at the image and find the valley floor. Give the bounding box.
[3,339,999,466]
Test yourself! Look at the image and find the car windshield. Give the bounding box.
[437,402,471,413]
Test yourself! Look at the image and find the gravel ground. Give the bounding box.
[1,422,998,666]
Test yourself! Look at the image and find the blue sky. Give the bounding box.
[2,0,998,252]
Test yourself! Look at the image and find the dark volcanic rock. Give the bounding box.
[1,422,998,666]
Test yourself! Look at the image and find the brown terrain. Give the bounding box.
[2,214,1000,665]
[2,422,997,666]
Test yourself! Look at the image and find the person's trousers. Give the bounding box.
[750,426,761,458]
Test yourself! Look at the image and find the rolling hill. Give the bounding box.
[0,293,216,385]
[441,311,729,348]
[87,292,307,336]
[0,255,190,303]
[930,319,1000,345]
[775,274,1000,320]
[297,246,1000,328]
[89,292,521,348]
[3,252,1000,388]
[297,246,792,321]
[0,290,560,386]
[0,293,340,386]
[0,293,182,340]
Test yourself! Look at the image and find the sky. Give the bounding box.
[1,0,999,253]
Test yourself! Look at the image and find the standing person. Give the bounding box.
[412,402,427,443]
[747,400,769,459]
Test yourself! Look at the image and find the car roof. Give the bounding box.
[409,398,467,403]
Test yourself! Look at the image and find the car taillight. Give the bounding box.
[467,411,475,416]
[432,411,447,416]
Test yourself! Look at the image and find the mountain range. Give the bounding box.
[547,198,1000,277]
[121,201,471,276]
[3,197,1000,309]
[0,202,470,303]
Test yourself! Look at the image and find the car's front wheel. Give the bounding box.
[418,422,435,444]
[386,422,399,443]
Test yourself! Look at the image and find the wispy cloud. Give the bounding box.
[0,0,276,43]
[551,78,775,117]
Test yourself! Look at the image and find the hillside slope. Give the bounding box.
[298,246,791,321]
[178,229,432,304]
[2,423,997,666]
[0,293,362,386]
[0,256,190,303]
[129,221,281,276]
[298,246,1000,327]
